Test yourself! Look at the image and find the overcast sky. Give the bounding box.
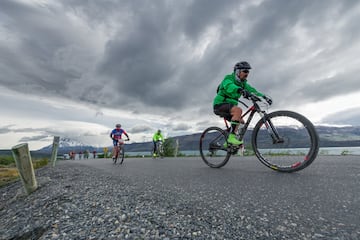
[1,0,360,150]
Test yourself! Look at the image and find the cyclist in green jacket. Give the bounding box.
[213,61,272,145]
[152,129,164,157]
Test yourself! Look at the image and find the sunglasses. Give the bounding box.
[241,69,250,73]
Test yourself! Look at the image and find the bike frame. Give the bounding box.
[114,139,128,157]
[224,97,283,146]
[201,94,319,172]
[156,141,163,153]
[115,143,123,155]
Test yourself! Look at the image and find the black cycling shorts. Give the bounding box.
[213,103,234,121]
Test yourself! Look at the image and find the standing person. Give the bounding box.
[213,61,272,145]
[152,129,164,157]
[110,124,130,160]
[84,150,89,159]
[103,147,108,158]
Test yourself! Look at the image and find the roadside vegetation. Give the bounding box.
[0,155,48,187]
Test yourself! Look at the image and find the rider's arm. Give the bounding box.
[110,131,114,139]
[124,132,129,140]
[244,82,265,97]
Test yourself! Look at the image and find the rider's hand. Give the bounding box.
[238,88,251,99]
[263,95,273,105]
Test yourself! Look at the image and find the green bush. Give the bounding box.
[32,158,49,169]
[341,150,350,156]
[0,155,48,168]
[163,138,176,157]
[0,156,15,166]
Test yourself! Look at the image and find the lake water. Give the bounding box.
[124,146,360,156]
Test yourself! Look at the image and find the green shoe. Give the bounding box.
[227,133,243,146]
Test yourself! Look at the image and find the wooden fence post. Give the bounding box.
[11,143,38,195]
[175,139,179,157]
[50,136,60,167]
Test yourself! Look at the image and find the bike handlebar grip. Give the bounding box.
[251,95,261,102]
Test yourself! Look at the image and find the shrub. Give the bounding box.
[32,158,49,169]
[341,150,350,156]
[0,156,15,166]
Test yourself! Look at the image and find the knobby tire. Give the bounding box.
[252,110,319,172]
[199,126,231,168]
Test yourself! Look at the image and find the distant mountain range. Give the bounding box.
[1,126,359,157]
[40,126,360,153]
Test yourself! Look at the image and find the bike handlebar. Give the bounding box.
[112,138,130,141]
[248,94,262,102]
[238,93,264,108]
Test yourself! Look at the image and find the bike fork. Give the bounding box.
[263,118,284,144]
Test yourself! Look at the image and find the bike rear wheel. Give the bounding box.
[252,110,319,172]
[199,126,231,168]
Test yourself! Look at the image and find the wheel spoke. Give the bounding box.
[253,111,319,172]
[200,127,231,168]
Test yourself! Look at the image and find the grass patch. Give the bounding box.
[0,156,49,188]
[0,155,15,166]
[0,168,19,187]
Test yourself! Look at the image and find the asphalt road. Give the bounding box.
[71,155,360,239]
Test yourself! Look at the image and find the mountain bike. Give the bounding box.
[113,139,129,165]
[152,141,164,159]
[199,94,319,172]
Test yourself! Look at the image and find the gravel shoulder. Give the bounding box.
[1,161,227,240]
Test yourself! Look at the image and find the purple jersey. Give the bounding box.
[111,128,127,140]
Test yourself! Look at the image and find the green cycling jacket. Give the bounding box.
[153,132,164,142]
[213,72,264,106]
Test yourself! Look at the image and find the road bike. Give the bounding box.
[113,139,129,165]
[152,140,164,159]
[199,94,319,172]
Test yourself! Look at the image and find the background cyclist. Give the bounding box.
[110,124,130,160]
[213,61,272,145]
[152,129,164,157]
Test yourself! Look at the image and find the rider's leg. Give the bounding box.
[153,141,157,157]
[112,140,117,159]
[227,106,243,145]
[112,148,116,159]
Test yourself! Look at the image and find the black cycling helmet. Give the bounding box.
[234,61,252,71]
[115,124,121,128]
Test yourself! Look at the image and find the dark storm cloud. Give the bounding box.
[130,125,153,134]
[0,128,11,134]
[172,123,191,131]
[1,0,360,117]
[322,107,360,126]
[19,135,49,142]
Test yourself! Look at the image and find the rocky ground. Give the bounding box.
[0,162,228,240]
[1,158,359,240]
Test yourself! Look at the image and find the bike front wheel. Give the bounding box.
[199,126,231,168]
[158,145,164,158]
[252,110,319,172]
[119,147,125,164]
